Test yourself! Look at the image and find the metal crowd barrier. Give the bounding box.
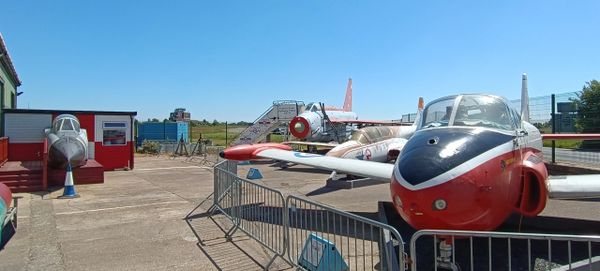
[210,160,238,222]
[227,176,287,269]
[286,195,405,271]
[410,230,600,271]
[208,161,405,270]
[210,161,600,270]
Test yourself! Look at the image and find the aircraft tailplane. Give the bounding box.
[343,78,352,112]
[521,73,530,123]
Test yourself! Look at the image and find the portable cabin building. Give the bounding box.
[2,109,137,170]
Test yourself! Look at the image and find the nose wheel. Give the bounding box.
[436,239,461,271]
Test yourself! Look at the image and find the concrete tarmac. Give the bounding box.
[1,155,599,270]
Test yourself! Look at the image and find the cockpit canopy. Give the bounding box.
[52,114,81,133]
[350,126,396,144]
[305,102,322,112]
[419,94,520,131]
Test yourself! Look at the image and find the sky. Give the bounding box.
[1,1,599,122]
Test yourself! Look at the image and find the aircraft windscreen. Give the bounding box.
[350,127,394,144]
[72,119,81,132]
[307,103,321,112]
[350,130,371,144]
[61,119,74,131]
[53,120,63,132]
[421,95,515,131]
[421,97,455,129]
[453,96,515,130]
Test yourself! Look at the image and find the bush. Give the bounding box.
[140,140,161,154]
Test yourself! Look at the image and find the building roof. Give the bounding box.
[2,108,137,116]
[0,33,22,86]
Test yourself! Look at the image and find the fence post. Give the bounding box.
[551,94,556,163]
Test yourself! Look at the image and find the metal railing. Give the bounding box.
[286,195,405,271]
[206,160,406,270]
[207,161,600,270]
[211,160,238,222]
[227,176,287,269]
[410,230,600,271]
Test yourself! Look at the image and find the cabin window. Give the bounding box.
[103,122,127,146]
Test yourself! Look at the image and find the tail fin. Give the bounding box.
[412,97,425,126]
[521,73,530,123]
[343,78,352,112]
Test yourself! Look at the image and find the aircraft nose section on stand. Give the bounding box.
[48,136,87,169]
[396,127,514,189]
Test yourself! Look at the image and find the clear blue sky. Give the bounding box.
[1,1,599,122]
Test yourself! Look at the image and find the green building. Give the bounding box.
[0,33,22,135]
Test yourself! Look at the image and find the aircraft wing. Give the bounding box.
[222,144,394,181]
[257,149,394,181]
[547,175,600,199]
[541,134,600,199]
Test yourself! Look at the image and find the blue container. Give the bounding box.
[176,122,189,143]
[137,121,188,146]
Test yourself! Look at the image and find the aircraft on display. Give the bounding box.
[220,74,600,232]
[45,114,89,169]
[323,97,424,163]
[289,78,404,143]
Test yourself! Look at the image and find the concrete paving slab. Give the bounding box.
[0,156,285,271]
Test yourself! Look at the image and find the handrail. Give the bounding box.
[42,138,48,190]
[252,105,276,124]
[0,137,8,166]
[229,105,276,146]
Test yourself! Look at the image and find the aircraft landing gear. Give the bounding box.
[436,239,460,271]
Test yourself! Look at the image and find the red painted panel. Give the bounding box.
[8,143,44,161]
[0,137,8,166]
[75,114,95,142]
[94,141,133,170]
[48,159,104,186]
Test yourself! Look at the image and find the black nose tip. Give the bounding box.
[219,151,225,158]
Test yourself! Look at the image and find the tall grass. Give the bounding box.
[189,125,286,146]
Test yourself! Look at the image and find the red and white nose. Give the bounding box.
[289,116,311,139]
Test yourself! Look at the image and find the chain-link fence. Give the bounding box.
[511,92,600,167]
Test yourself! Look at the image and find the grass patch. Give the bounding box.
[542,140,582,149]
[189,125,287,146]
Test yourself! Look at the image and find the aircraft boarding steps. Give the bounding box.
[231,100,305,146]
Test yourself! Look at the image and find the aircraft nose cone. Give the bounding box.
[49,137,86,169]
[397,128,514,187]
[219,151,225,159]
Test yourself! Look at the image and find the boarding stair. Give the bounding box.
[231,100,305,146]
[0,161,44,192]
